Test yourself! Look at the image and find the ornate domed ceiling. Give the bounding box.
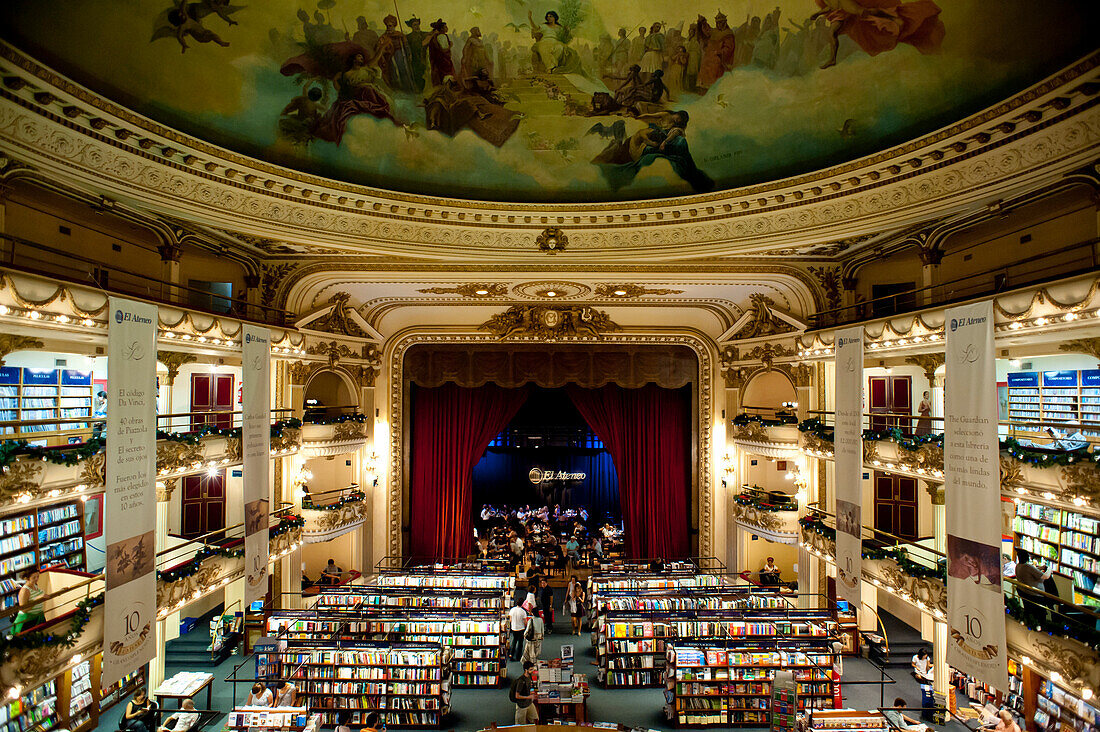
[0,0,1095,204]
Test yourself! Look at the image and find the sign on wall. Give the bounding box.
[103,297,158,687]
[945,300,1007,690]
[833,326,864,607]
[242,325,271,603]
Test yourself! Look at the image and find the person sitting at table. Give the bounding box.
[274,679,296,707]
[883,698,928,732]
[157,699,199,732]
[911,648,933,684]
[320,559,343,585]
[123,689,158,732]
[986,709,1021,732]
[565,536,581,564]
[247,682,273,707]
[760,556,781,585]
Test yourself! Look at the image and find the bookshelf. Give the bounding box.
[268,610,506,688]
[0,500,86,610]
[806,709,888,732]
[2,679,59,732]
[670,643,837,727]
[315,587,506,613]
[284,642,444,728]
[99,663,145,712]
[66,660,95,732]
[0,367,95,439]
[1007,370,1100,437]
[1034,678,1098,732]
[226,707,310,731]
[1013,498,1100,606]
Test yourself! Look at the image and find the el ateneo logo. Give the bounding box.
[110,599,152,657]
[114,309,153,325]
[529,468,585,484]
[245,332,268,345]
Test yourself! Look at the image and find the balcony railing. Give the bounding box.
[808,236,1100,330]
[0,234,291,326]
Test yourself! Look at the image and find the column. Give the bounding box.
[244,274,262,323]
[157,242,182,304]
[930,484,949,698]
[917,247,943,307]
[860,580,879,633]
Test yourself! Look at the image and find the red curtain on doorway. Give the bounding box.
[567,384,690,560]
[409,383,528,559]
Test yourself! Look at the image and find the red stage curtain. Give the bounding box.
[409,383,528,559]
[567,384,690,559]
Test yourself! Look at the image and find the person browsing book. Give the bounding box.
[509,661,539,723]
[157,700,199,732]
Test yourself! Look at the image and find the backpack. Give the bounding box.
[509,676,522,703]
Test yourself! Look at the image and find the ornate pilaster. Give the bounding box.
[0,334,44,366]
[157,351,198,386]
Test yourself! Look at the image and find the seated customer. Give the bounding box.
[320,559,343,585]
[157,699,199,732]
[760,556,781,585]
[911,648,933,684]
[122,689,158,732]
[883,698,928,732]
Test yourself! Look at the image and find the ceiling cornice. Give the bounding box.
[0,44,1097,260]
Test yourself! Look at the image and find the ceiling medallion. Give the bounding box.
[512,281,591,300]
[536,227,568,254]
[594,284,685,298]
[417,283,508,298]
[479,305,620,340]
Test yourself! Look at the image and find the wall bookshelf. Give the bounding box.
[1007,370,1100,437]
[284,643,443,729]
[1034,678,1098,732]
[0,500,85,610]
[1013,498,1100,607]
[670,644,837,727]
[0,367,95,439]
[2,679,59,732]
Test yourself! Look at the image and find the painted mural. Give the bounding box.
[0,1,1095,202]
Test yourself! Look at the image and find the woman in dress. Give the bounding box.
[527,10,582,74]
[915,390,932,435]
[12,567,45,633]
[666,45,688,100]
[312,52,397,144]
[567,583,586,635]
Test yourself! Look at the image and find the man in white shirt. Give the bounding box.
[508,601,528,661]
[158,700,199,732]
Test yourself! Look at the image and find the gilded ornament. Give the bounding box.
[746,342,793,370]
[80,452,107,489]
[0,335,45,367]
[1059,338,1100,362]
[306,292,368,338]
[735,421,770,443]
[1033,637,1092,686]
[271,427,301,453]
[289,360,319,384]
[535,227,568,254]
[479,305,620,340]
[0,460,43,503]
[307,340,356,367]
[1000,456,1026,491]
[731,502,783,532]
[417,283,508,298]
[333,421,366,441]
[807,266,843,310]
[157,351,198,386]
[156,441,205,474]
[225,437,242,462]
[1061,462,1100,503]
[155,478,178,502]
[736,293,797,339]
[863,440,880,464]
[903,353,945,386]
[593,284,684,298]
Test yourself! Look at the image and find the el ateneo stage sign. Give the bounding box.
[242,325,271,603]
[945,301,1007,690]
[528,468,586,484]
[104,297,157,687]
[833,326,864,607]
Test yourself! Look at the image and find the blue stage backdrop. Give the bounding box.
[472,448,620,523]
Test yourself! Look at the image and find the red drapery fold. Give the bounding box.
[409,383,528,559]
[567,384,690,560]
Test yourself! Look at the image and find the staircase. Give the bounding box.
[163,607,240,669]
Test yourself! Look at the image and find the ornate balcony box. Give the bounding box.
[731,419,801,459]
[302,499,368,543]
[300,418,370,458]
[732,489,800,543]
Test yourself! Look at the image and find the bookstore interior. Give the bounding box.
[0,3,1099,732]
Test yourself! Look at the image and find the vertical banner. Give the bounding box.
[833,326,864,607]
[945,301,1007,690]
[103,297,158,686]
[242,325,271,603]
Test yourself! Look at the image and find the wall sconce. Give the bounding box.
[363,453,380,487]
[293,467,313,499]
[721,453,735,488]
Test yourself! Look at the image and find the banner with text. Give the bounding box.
[243,325,271,603]
[834,326,864,607]
[945,300,1007,690]
[103,297,158,687]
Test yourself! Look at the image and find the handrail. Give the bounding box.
[805,410,1100,432]
[808,235,1100,330]
[156,501,295,566]
[0,570,103,623]
[0,235,292,326]
[0,408,294,433]
[807,506,946,559]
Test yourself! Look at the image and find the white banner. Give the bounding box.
[242,325,271,603]
[103,297,158,687]
[834,327,864,607]
[945,301,1007,690]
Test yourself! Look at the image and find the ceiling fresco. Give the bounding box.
[0,1,1095,203]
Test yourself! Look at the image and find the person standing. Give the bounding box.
[915,391,933,435]
[509,660,539,724]
[425,19,456,88]
[508,600,528,661]
[567,582,586,635]
[522,609,544,663]
[12,567,45,633]
[1014,548,1053,617]
[247,682,273,707]
[539,577,555,633]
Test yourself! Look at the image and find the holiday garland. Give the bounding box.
[0,418,303,471]
[0,592,104,652]
[797,419,1100,467]
[302,412,368,425]
[735,490,797,512]
[157,514,304,583]
[1004,595,1100,652]
[732,411,798,427]
[302,490,366,511]
[799,515,945,579]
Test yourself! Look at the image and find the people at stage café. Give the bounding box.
[474,503,625,570]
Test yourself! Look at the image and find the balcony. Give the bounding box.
[731,486,800,542]
[299,412,370,458]
[730,409,800,458]
[301,487,369,543]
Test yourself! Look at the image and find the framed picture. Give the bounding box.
[83,494,104,540]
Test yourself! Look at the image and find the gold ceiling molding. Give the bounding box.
[157,350,198,386]
[731,293,800,340]
[1059,337,1100,362]
[510,281,591,300]
[302,291,369,338]
[1,43,1097,259]
[387,332,715,559]
[416,283,508,298]
[0,334,44,366]
[479,305,620,340]
[535,227,568,254]
[594,284,685,298]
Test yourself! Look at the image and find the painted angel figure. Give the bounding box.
[151,0,238,53]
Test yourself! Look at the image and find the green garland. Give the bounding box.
[0,418,303,471]
[1005,595,1100,652]
[862,545,946,581]
[302,413,367,425]
[735,491,797,512]
[302,490,365,510]
[797,419,1100,467]
[0,592,104,652]
[157,514,304,583]
[732,411,798,427]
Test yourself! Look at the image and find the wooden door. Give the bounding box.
[868,375,912,432]
[180,471,226,539]
[190,373,235,430]
[873,472,918,540]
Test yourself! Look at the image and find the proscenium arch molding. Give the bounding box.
[384,332,718,561]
